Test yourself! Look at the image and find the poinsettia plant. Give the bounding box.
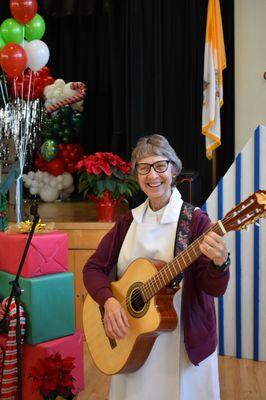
[29,353,76,400]
[76,152,139,202]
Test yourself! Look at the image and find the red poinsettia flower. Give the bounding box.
[76,151,139,201]
[29,353,75,400]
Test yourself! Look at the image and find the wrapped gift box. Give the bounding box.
[0,231,68,277]
[0,271,75,344]
[0,330,84,399]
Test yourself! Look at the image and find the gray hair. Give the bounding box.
[131,134,182,185]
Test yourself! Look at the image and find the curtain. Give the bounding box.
[2,0,234,202]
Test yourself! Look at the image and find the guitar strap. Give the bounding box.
[168,201,195,289]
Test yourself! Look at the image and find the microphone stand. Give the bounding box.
[0,199,40,400]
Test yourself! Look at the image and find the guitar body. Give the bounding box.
[83,257,178,375]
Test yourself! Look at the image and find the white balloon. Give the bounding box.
[39,186,59,202]
[43,171,49,177]
[64,184,75,194]
[43,176,50,184]
[35,170,43,181]
[24,40,50,72]
[57,183,63,190]
[43,85,53,98]
[50,179,57,188]
[28,171,35,179]
[56,175,63,182]
[38,182,44,188]
[31,180,38,188]
[29,187,39,195]
[24,178,31,188]
[62,173,74,189]
[54,79,65,88]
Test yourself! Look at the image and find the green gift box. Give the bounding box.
[0,271,75,344]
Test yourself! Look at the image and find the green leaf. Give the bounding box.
[96,180,107,194]
[106,179,116,192]
[118,183,128,195]
[112,169,124,180]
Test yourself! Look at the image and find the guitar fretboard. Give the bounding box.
[140,222,224,302]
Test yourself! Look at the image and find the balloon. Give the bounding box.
[25,13,45,41]
[0,33,5,50]
[46,158,65,176]
[58,104,73,119]
[41,139,58,162]
[24,40,50,71]
[1,18,23,44]
[62,172,74,189]
[39,185,59,202]
[0,43,27,77]
[71,112,83,129]
[29,187,39,195]
[10,0,38,24]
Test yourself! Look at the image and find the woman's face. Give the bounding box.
[136,155,173,210]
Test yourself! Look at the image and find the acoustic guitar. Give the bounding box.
[83,190,266,375]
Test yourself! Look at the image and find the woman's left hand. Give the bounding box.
[200,232,228,266]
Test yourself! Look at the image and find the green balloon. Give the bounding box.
[52,123,61,133]
[25,14,46,41]
[71,113,82,128]
[41,140,58,162]
[0,33,5,50]
[62,133,71,144]
[1,18,23,44]
[61,119,70,128]
[51,114,62,124]
[59,105,73,119]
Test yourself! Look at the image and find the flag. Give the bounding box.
[202,0,226,159]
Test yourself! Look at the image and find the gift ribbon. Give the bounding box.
[0,298,26,400]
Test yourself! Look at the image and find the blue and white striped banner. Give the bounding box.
[203,125,266,361]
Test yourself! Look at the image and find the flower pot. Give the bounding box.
[95,201,116,222]
[89,191,124,222]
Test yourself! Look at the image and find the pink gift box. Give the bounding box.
[0,231,68,277]
[23,330,84,399]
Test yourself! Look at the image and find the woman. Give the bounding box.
[83,134,230,400]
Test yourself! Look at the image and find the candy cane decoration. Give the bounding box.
[0,298,26,400]
[45,82,86,114]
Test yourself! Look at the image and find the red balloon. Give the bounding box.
[0,43,27,77]
[34,153,48,171]
[46,158,65,176]
[10,0,38,24]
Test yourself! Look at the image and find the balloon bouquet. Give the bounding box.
[24,83,86,202]
[0,0,86,207]
[0,0,50,221]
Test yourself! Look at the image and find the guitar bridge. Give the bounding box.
[99,305,117,349]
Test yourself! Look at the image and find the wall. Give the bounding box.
[235,0,266,154]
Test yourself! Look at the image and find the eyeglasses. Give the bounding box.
[135,160,171,175]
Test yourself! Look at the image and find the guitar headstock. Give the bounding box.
[222,190,266,232]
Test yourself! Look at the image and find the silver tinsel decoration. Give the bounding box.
[0,76,45,222]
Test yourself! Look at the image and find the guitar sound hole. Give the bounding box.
[130,288,145,312]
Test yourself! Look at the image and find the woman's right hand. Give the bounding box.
[103,297,130,340]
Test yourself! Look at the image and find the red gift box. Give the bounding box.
[0,231,68,277]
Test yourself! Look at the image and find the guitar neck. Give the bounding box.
[141,221,225,302]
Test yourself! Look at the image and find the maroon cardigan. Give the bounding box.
[83,209,230,365]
